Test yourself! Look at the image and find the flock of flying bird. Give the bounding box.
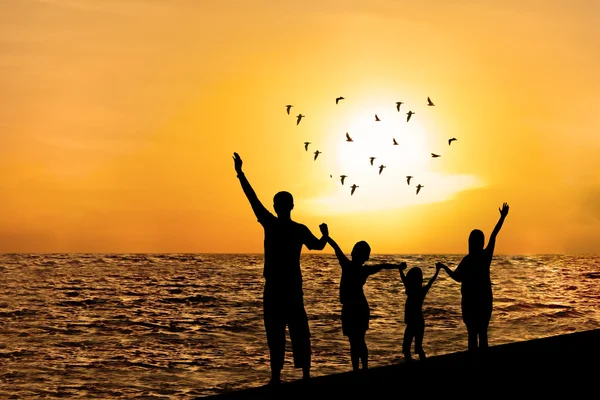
[285,97,457,196]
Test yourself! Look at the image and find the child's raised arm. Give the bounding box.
[423,265,441,296]
[327,236,350,266]
[436,261,461,283]
[398,262,408,286]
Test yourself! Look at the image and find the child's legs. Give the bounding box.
[402,324,414,357]
[414,319,425,359]
[348,334,360,371]
[357,330,368,369]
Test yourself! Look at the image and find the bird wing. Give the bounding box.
[346,132,351,140]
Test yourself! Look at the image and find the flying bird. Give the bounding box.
[416,184,423,194]
[393,138,398,145]
[378,165,386,175]
[375,114,381,122]
[304,142,311,151]
[406,176,413,185]
[286,105,293,114]
[314,150,321,160]
[346,132,353,142]
[427,97,435,106]
[369,157,376,166]
[448,138,457,145]
[350,184,359,195]
[296,114,305,125]
[396,102,403,112]
[340,175,347,185]
[407,111,415,122]
[336,96,344,104]
[431,153,441,158]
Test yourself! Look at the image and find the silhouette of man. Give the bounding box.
[233,152,329,384]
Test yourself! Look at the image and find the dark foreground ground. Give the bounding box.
[201,329,600,399]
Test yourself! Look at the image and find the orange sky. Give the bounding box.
[1,0,599,254]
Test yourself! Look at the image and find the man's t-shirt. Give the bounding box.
[258,212,322,299]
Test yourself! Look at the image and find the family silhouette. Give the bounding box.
[233,152,510,382]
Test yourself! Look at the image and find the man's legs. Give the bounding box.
[288,299,311,380]
[264,287,286,384]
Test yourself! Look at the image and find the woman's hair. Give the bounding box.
[468,229,485,254]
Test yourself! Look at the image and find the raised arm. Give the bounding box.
[233,152,270,221]
[423,265,441,296]
[436,261,461,283]
[304,223,329,251]
[486,202,509,254]
[398,262,408,287]
[326,235,350,266]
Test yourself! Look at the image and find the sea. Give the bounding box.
[1,253,599,398]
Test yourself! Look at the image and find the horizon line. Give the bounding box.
[0,252,595,256]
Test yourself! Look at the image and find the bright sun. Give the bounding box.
[299,103,482,214]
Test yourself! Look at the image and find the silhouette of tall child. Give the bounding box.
[233,152,329,384]
[438,202,510,356]
[324,230,400,372]
[398,262,440,361]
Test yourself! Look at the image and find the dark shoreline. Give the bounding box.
[201,329,600,398]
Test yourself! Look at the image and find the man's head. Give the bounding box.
[273,191,294,215]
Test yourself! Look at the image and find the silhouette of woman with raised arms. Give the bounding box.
[232,152,329,385]
[323,229,401,372]
[398,262,441,361]
[437,202,510,356]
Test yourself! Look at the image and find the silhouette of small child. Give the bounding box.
[398,262,441,361]
[323,228,400,372]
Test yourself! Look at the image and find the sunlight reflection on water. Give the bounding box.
[0,253,599,397]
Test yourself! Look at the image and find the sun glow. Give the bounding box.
[299,105,483,214]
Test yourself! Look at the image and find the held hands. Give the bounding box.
[319,223,329,237]
[399,262,407,271]
[435,262,445,271]
[499,202,509,218]
[233,152,243,174]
